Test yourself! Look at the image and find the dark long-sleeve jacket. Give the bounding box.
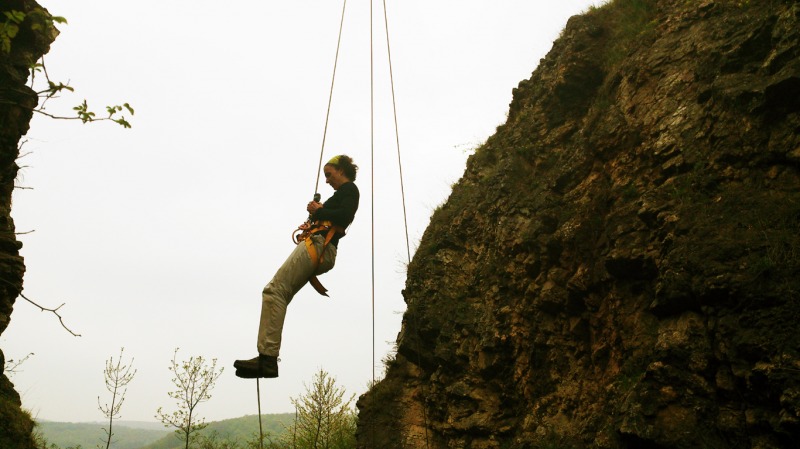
[314,181,359,247]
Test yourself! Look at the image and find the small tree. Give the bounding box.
[282,369,357,449]
[155,348,224,449]
[97,348,136,449]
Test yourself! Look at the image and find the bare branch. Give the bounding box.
[4,352,34,376]
[16,138,29,154]
[32,107,84,121]
[12,288,82,337]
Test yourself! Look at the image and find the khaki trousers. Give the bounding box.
[257,234,336,357]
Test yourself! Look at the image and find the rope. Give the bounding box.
[381,0,411,264]
[374,1,429,447]
[256,379,264,449]
[370,0,376,388]
[370,0,376,447]
[314,0,350,195]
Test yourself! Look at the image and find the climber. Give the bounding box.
[234,155,360,379]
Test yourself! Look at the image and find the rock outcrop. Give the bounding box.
[357,1,800,448]
[0,1,56,448]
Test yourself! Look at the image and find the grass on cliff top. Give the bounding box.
[583,0,659,69]
[0,397,36,449]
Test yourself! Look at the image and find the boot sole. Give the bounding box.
[235,368,278,379]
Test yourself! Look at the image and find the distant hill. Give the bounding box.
[115,421,171,431]
[139,414,295,449]
[36,414,294,449]
[35,421,170,449]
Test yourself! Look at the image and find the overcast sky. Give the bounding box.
[3,0,603,423]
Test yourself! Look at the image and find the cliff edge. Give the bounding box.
[0,1,56,448]
[357,1,800,448]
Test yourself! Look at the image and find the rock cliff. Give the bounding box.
[357,1,800,448]
[0,1,56,448]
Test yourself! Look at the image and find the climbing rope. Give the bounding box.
[256,379,264,449]
[372,1,430,447]
[369,1,378,446]
[314,0,350,196]
[252,1,349,445]
[380,0,412,265]
[370,0,380,443]
[249,0,431,446]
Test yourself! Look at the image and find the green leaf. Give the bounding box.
[52,16,68,25]
[48,81,74,94]
[6,24,19,39]
[10,10,26,23]
[114,117,132,129]
[73,99,88,112]
[4,11,26,24]
[123,103,135,115]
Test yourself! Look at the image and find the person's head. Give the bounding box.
[324,154,358,190]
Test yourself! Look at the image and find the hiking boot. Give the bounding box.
[233,354,278,378]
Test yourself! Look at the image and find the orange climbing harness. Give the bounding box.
[292,220,345,296]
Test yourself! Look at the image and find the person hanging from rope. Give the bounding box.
[234,155,360,379]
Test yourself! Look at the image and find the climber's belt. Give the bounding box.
[295,221,344,297]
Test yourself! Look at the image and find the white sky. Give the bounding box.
[3,0,603,423]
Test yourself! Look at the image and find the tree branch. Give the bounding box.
[4,352,34,375]
[0,276,82,336]
[17,290,82,337]
[32,107,84,121]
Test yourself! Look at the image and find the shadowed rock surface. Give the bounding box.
[357,1,800,448]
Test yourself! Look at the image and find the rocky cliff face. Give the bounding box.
[0,1,56,448]
[357,1,800,448]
